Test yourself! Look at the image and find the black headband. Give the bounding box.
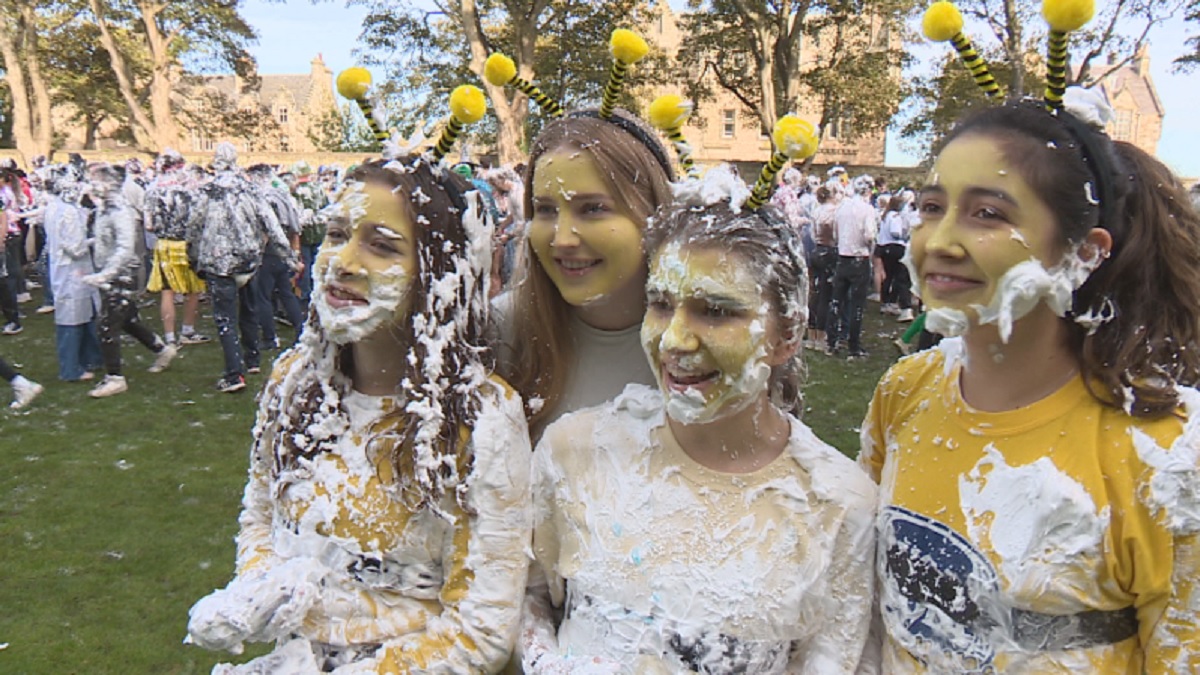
[1052,107,1123,234]
[568,110,676,180]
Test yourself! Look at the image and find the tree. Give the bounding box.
[87,0,259,151]
[675,0,918,146]
[0,0,70,162]
[902,0,1183,160]
[349,0,645,165]
[1175,0,1200,71]
[306,102,376,152]
[42,18,143,149]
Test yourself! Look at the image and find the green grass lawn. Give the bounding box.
[0,291,905,673]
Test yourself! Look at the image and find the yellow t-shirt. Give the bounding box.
[858,340,1200,673]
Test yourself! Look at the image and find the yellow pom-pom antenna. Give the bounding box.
[610,28,650,63]
[483,52,564,118]
[432,85,488,162]
[1042,0,1094,32]
[600,28,650,120]
[450,85,486,124]
[484,53,517,87]
[649,94,698,178]
[336,67,372,99]
[746,114,819,210]
[922,2,963,42]
[922,3,1002,101]
[336,68,388,148]
[1042,0,1094,111]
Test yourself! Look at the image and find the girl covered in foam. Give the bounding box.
[521,165,877,673]
[858,96,1200,670]
[185,156,532,674]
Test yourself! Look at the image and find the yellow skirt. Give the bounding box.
[147,240,206,294]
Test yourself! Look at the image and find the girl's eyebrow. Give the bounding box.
[366,222,406,241]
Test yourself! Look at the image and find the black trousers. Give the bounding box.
[98,277,162,376]
[209,275,260,378]
[879,243,912,309]
[827,256,871,352]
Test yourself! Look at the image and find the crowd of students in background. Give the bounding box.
[0,147,534,409]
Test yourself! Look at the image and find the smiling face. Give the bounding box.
[528,150,647,312]
[913,134,1065,329]
[642,243,787,425]
[312,181,417,345]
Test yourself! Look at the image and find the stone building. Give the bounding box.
[645,4,891,172]
[1085,46,1163,156]
[180,55,338,155]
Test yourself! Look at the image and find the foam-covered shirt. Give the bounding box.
[858,339,1200,673]
[234,353,533,673]
[530,384,877,673]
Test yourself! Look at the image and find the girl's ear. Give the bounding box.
[1080,227,1113,263]
[766,325,801,366]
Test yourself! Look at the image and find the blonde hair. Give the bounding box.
[503,112,674,432]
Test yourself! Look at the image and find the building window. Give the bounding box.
[721,109,736,139]
[1112,110,1135,142]
[191,130,215,152]
[277,106,289,124]
[827,114,853,140]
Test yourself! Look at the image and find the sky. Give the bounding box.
[240,0,1200,177]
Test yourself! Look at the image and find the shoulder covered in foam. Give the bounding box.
[1132,386,1200,535]
[787,417,878,514]
[464,373,532,508]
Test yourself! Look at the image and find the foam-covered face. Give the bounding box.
[528,150,646,309]
[912,135,1063,332]
[642,243,782,425]
[313,182,417,345]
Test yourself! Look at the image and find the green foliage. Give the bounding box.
[676,0,917,141]
[306,102,377,152]
[1177,0,1200,71]
[350,0,648,157]
[900,52,1045,162]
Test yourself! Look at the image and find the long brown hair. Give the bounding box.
[945,102,1200,417]
[502,111,674,432]
[254,156,494,515]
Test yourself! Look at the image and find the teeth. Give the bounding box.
[559,259,598,270]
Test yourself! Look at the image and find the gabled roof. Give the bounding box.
[1085,59,1163,118]
[193,73,314,109]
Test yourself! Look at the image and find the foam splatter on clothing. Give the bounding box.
[527,384,876,673]
[859,339,1200,672]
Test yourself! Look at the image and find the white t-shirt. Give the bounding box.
[531,384,878,673]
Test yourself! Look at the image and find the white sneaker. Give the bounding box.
[148,344,178,373]
[88,375,128,398]
[15,292,31,304]
[10,378,43,409]
[897,309,915,322]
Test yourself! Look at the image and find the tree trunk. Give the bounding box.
[0,4,53,163]
[460,0,534,166]
[88,0,157,149]
[1002,0,1025,97]
[138,0,180,150]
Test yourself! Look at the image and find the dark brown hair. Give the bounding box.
[945,102,1200,417]
[257,157,493,514]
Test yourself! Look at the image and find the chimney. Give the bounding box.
[1133,43,1150,78]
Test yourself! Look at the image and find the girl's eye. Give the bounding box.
[325,229,348,243]
[703,305,735,319]
[918,201,943,216]
[581,201,612,216]
[371,239,398,254]
[975,206,1006,221]
[647,295,671,312]
[533,202,556,217]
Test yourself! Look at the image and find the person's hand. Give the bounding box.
[80,274,108,289]
[185,558,326,654]
[210,637,319,675]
